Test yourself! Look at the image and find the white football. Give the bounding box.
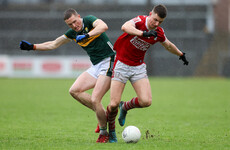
[122,126,141,143]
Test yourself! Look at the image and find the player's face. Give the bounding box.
[65,14,83,32]
[148,12,165,30]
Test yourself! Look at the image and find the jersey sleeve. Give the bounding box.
[131,16,144,30]
[131,16,142,24]
[84,15,98,25]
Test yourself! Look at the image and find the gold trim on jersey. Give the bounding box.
[77,34,101,47]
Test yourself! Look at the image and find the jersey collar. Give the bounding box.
[145,16,150,30]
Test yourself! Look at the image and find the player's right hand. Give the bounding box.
[20,40,34,50]
[143,30,157,38]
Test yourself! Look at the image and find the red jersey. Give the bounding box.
[113,15,166,66]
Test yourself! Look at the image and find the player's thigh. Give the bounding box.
[70,71,97,92]
[91,75,111,102]
[132,78,152,104]
[109,80,126,109]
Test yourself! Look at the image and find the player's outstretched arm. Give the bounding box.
[20,35,70,51]
[161,38,183,56]
[161,38,189,65]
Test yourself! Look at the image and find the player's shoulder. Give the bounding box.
[133,15,146,21]
[155,26,166,42]
[84,15,98,21]
[138,15,148,20]
[156,26,165,34]
[131,15,146,25]
[64,28,77,39]
[65,28,75,34]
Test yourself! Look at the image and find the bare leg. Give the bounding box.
[132,78,152,107]
[91,75,111,128]
[108,80,126,130]
[69,72,97,111]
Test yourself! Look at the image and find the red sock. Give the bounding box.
[122,97,141,111]
[106,106,118,131]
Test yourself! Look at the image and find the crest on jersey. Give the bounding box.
[85,27,89,32]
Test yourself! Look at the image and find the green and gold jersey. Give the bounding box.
[64,15,115,65]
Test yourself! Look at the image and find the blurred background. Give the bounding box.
[0,0,229,78]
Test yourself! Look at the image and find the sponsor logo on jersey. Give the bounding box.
[130,36,151,51]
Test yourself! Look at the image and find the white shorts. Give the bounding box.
[112,60,148,83]
[86,56,114,79]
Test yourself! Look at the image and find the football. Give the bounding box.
[122,126,141,143]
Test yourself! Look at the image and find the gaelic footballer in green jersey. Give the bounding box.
[64,15,115,65]
[20,8,116,143]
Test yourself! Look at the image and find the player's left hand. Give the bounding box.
[179,52,189,65]
[76,34,89,42]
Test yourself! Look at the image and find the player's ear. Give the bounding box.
[77,14,81,18]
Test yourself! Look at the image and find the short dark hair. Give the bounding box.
[64,8,78,20]
[153,4,167,18]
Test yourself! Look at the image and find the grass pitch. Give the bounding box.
[0,77,229,150]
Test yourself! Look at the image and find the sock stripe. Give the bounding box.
[107,106,118,131]
[127,102,132,108]
[124,102,129,110]
[122,97,141,111]
[131,97,136,105]
[134,97,140,106]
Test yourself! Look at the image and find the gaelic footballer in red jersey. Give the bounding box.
[114,15,166,66]
[106,4,189,143]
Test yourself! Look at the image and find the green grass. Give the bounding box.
[0,77,229,150]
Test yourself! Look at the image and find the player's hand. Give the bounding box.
[20,40,34,50]
[179,52,189,65]
[76,33,89,42]
[143,30,157,38]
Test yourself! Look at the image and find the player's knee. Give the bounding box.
[139,97,152,107]
[109,101,119,111]
[144,100,152,107]
[69,87,80,98]
[91,97,100,106]
[69,88,74,96]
